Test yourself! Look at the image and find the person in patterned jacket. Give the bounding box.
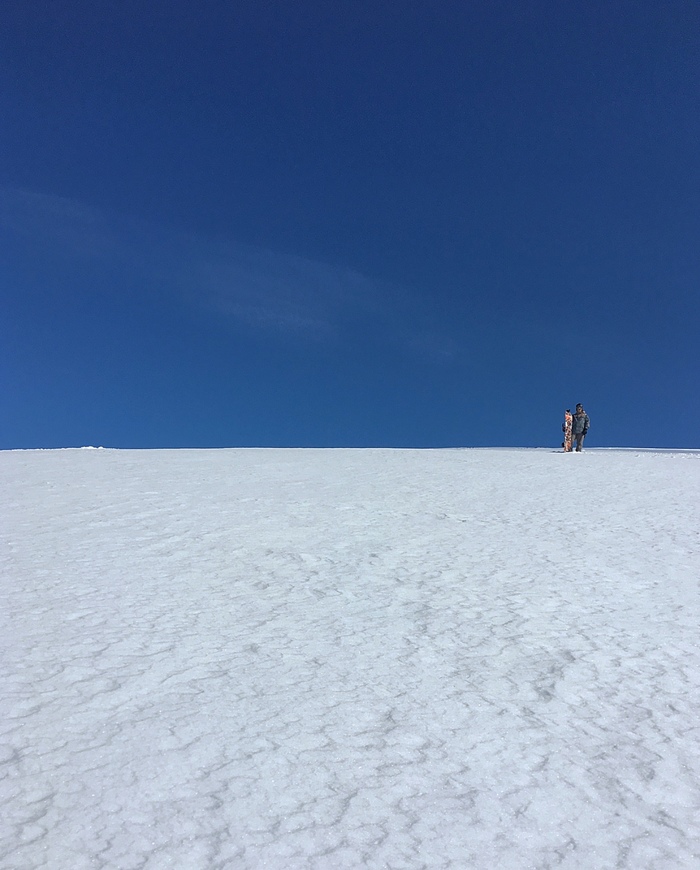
[572,403,590,452]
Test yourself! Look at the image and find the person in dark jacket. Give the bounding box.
[572,403,590,451]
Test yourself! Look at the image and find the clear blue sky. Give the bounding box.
[2,0,698,449]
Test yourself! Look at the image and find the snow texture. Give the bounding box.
[1,447,700,869]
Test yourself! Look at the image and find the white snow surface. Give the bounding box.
[2,447,700,870]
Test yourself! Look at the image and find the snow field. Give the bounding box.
[1,447,699,869]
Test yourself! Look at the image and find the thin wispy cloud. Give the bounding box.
[1,186,456,356]
[185,244,381,338]
[0,187,123,261]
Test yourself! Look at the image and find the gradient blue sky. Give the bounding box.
[2,0,698,449]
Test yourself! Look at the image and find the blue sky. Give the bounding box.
[2,0,698,449]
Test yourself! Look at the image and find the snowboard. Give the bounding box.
[562,410,573,452]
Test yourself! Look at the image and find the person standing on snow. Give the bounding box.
[572,403,590,451]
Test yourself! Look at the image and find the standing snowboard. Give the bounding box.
[562,409,573,452]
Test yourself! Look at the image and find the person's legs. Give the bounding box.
[574,433,585,451]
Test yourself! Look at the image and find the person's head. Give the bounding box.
[576,403,583,411]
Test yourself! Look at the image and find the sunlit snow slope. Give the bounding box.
[2,448,699,869]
